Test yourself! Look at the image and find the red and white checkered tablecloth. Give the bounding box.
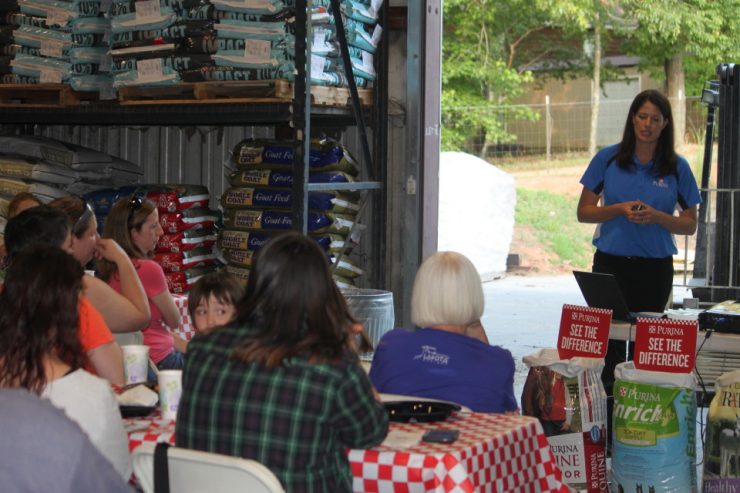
[348,413,567,493]
[170,294,196,341]
[125,413,176,454]
[125,412,566,493]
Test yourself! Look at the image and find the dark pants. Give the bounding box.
[592,250,673,446]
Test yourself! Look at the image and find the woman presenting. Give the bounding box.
[577,89,701,399]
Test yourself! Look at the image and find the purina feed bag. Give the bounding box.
[611,361,697,493]
[521,348,608,492]
[702,369,740,491]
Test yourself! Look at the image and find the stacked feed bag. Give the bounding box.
[0,0,114,96]
[310,0,382,88]
[219,138,363,287]
[85,184,220,293]
[207,4,295,83]
[521,348,608,493]
[702,370,740,489]
[108,0,217,87]
[0,135,143,202]
[611,362,697,493]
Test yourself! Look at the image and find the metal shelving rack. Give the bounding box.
[0,0,388,286]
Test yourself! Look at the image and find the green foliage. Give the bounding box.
[618,0,740,93]
[441,0,569,152]
[515,188,594,268]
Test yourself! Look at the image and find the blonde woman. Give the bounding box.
[370,251,518,413]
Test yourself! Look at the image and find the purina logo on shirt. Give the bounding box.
[653,178,669,188]
[413,345,450,365]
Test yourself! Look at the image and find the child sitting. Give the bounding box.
[188,272,244,334]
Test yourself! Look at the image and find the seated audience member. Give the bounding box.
[0,247,131,480]
[3,206,124,386]
[0,191,42,270]
[176,232,388,492]
[369,251,518,413]
[50,196,151,333]
[7,191,42,218]
[0,389,132,493]
[188,272,244,334]
[99,195,184,374]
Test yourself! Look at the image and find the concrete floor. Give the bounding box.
[480,274,585,398]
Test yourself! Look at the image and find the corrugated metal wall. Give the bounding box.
[4,123,381,287]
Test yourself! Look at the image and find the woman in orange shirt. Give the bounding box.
[3,206,123,386]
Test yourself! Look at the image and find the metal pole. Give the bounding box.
[693,104,716,280]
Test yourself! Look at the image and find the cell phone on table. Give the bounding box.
[422,429,460,443]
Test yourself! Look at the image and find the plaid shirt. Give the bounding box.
[175,323,389,493]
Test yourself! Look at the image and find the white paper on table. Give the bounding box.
[116,385,158,407]
[381,429,424,448]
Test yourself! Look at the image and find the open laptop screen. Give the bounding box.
[572,270,634,323]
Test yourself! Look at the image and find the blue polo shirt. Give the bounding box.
[369,327,518,413]
[580,144,701,258]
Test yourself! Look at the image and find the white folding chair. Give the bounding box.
[132,442,285,493]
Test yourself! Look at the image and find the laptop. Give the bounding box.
[572,270,637,323]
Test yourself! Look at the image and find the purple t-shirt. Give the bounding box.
[369,327,518,413]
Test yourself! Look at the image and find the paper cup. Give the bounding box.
[122,345,149,384]
[158,370,182,420]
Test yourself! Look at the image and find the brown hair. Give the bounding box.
[231,231,357,367]
[0,246,86,394]
[614,89,677,177]
[48,196,95,239]
[98,194,156,281]
[188,272,245,321]
[7,192,42,219]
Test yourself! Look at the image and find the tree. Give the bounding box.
[618,0,740,145]
[441,0,585,156]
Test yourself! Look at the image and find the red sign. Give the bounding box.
[557,304,611,360]
[633,318,697,373]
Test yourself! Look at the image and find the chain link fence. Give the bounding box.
[442,96,707,158]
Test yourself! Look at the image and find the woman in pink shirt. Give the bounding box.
[99,194,185,375]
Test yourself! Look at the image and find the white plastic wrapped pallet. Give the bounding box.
[438,152,515,281]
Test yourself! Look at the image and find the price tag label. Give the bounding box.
[361,51,374,71]
[45,6,69,27]
[243,39,271,63]
[557,304,611,360]
[39,68,61,84]
[310,55,325,76]
[633,318,697,373]
[370,0,383,18]
[135,0,161,21]
[40,39,65,58]
[136,58,164,82]
[312,28,328,50]
[371,25,383,46]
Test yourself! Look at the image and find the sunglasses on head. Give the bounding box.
[72,200,95,236]
[127,193,143,226]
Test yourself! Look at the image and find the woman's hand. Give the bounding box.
[628,201,698,234]
[94,238,129,264]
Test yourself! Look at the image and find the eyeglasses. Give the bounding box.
[127,194,143,226]
[72,201,95,236]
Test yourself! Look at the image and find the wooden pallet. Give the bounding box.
[118,80,373,107]
[0,84,99,106]
[117,83,198,104]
